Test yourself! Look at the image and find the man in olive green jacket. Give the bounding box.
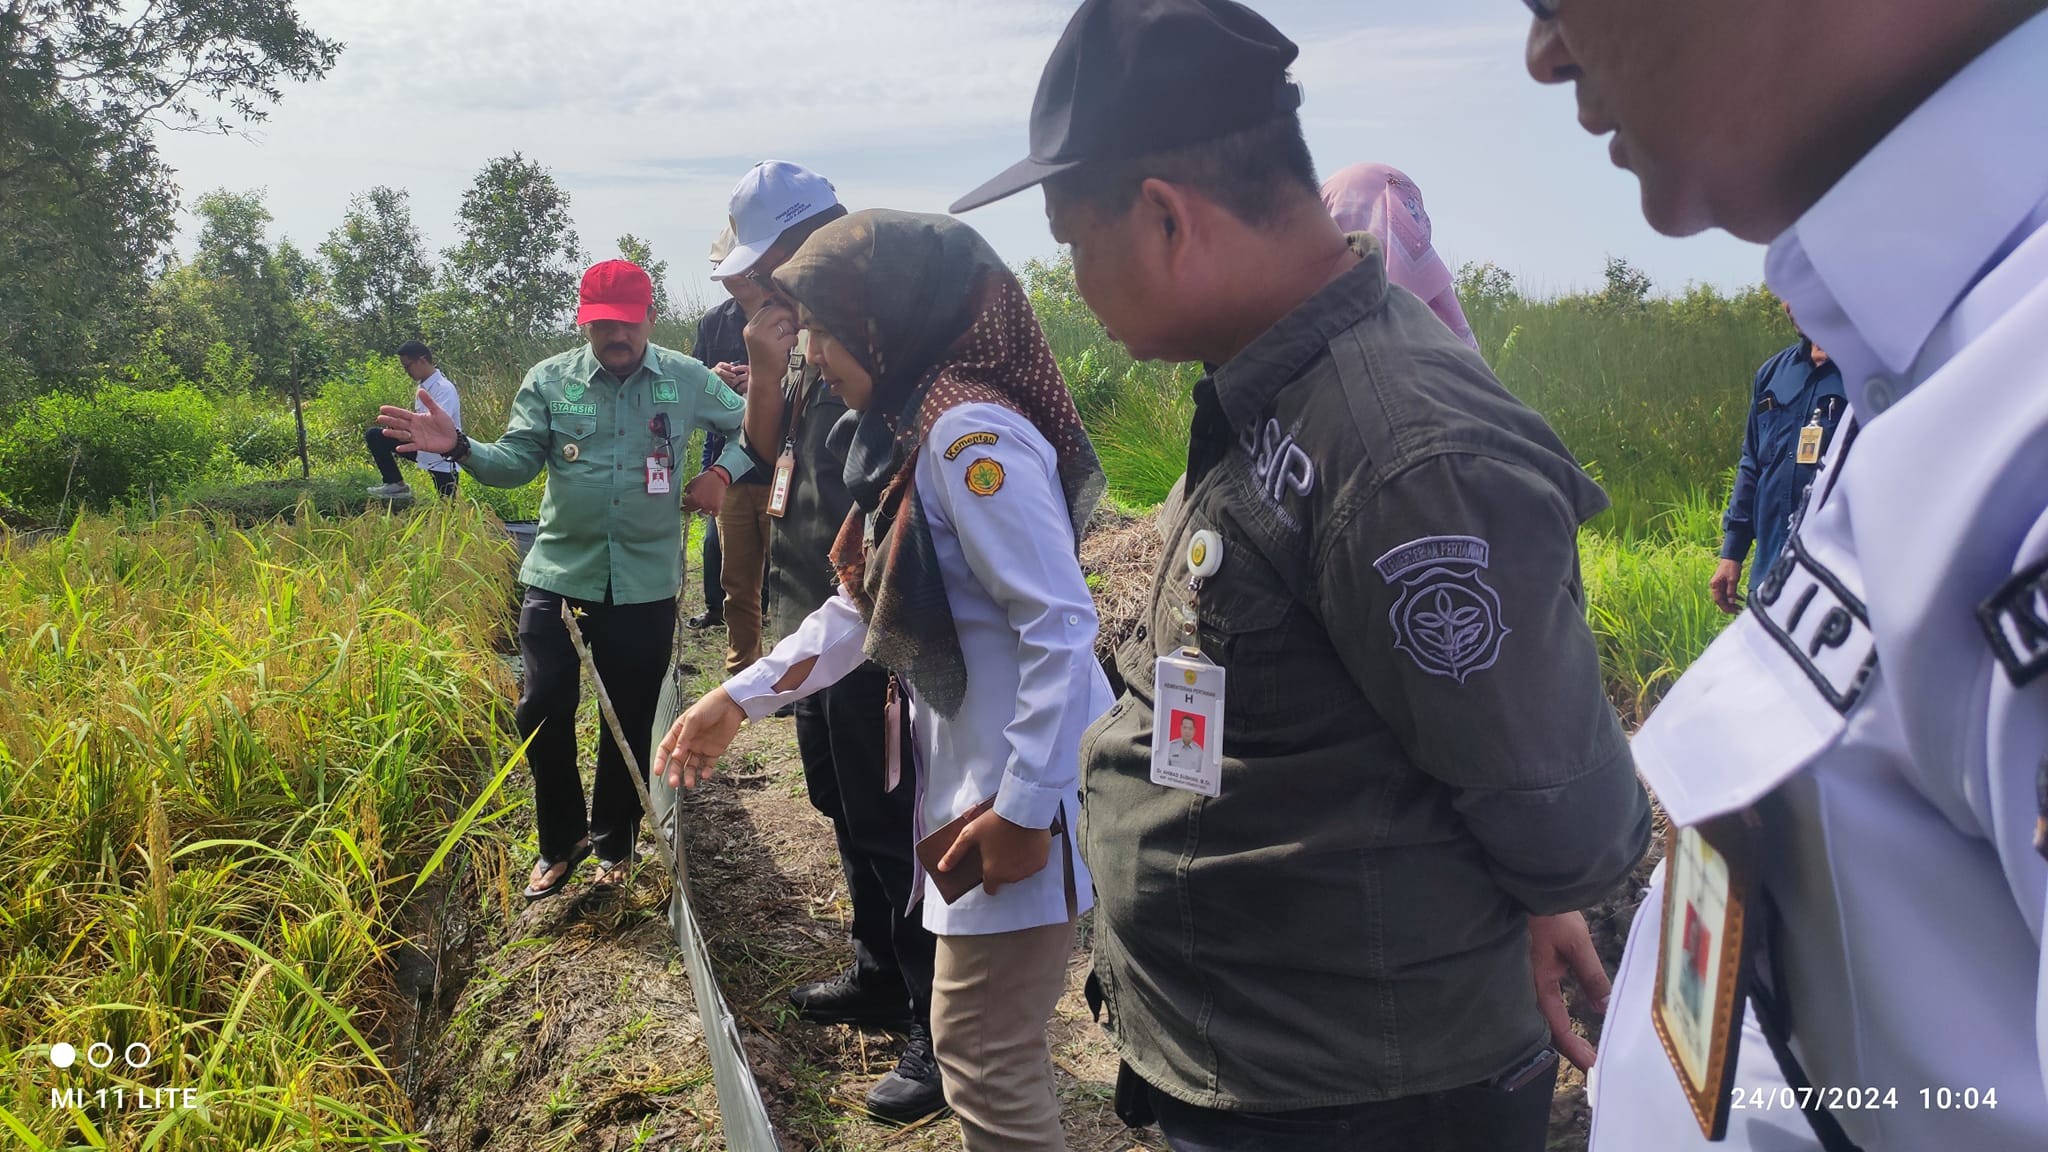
[379,259,752,899]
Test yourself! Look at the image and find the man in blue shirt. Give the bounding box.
[1710,318,1846,612]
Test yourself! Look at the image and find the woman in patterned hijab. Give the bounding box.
[659,209,1110,1152]
[790,209,1104,714]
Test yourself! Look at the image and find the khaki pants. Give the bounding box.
[930,918,1077,1152]
[716,482,773,675]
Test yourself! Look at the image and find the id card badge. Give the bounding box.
[1796,417,1824,465]
[645,456,671,495]
[1651,811,1763,1140]
[1150,651,1224,796]
[768,446,796,518]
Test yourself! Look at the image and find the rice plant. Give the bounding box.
[0,502,528,1150]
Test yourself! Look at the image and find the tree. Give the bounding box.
[428,154,585,339]
[1454,261,1521,310]
[320,187,432,355]
[1597,256,1653,310]
[0,0,341,400]
[149,188,324,394]
[616,234,672,319]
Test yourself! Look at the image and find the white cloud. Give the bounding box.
[152,1,1765,316]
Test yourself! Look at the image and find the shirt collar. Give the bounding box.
[1764,10,2048,417]
[1212,232,1389,431]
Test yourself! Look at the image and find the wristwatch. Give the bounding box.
[450,430,472,463]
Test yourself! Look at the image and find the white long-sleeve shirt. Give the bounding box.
[1591,12,2048,1150]
[726,402,1108,936]
[414,369,461,473]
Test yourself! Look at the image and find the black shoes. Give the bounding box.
[787,967,913,1031]
[686,611,724,630]
[786,970,943,1123]
[863,1024,948,1125]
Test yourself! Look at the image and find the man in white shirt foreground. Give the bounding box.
[1522,0,2048,1147]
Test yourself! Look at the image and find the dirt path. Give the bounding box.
[412,571,1645,1150]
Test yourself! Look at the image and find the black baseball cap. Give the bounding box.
[950,0,1301,214]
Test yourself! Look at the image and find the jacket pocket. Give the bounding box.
[549,416,603,485]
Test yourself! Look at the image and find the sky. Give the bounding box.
[153,0,1768,316]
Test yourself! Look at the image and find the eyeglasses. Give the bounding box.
[1521,0,1559,18]
[648,413,674,460]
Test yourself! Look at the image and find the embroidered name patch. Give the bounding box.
[549,401,597,416]
[1749,536,1877,712]
[945,431,999,460]
[1240,417,1315,511]
[1978,556,2048,686]
[964,458,1005,497]
[1374,535,1509,683]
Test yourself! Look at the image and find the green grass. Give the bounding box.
[1467,290,1792,540]
[0,503,527,1150]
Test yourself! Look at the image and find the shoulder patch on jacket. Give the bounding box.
[945,431,999,460]
[963,457,1005,497]
[1375,535,1508,683]
[1979,556,2048,687]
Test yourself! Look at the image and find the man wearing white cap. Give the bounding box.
[715,160,946,1124]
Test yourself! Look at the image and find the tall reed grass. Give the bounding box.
[0,503,527,1149]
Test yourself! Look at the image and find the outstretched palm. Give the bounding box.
[375,390,459,456]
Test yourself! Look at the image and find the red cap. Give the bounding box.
[576,260,654,325]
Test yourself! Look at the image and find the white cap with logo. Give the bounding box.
[712,160,839,280]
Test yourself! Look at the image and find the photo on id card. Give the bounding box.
[1151,653,1222,796]
[1651,814,1760,1140]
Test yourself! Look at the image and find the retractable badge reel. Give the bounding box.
[1151,529,1227,797]
[768,331,809,519]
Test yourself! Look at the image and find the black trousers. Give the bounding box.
[516,587,676,864]
[700,516,723,617]
[1143,1051,1558,1152]
[365,425,457,496]
[793,660,935,1024]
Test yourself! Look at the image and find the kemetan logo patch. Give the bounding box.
[945,431,999,460]
[964,458,1005,497]
[1374,535,1509,683]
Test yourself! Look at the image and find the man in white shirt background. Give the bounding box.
[1522,0,2048,1147]
[367,340,460,499]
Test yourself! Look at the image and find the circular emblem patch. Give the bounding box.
[564,380,587,402]
[1373,535,1511,684]
[561,442,581,463]
[964,457,1005,497]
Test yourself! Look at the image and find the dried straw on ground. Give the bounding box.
[1080,503,1165,665]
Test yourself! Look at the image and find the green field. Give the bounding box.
[0,507,527,1149]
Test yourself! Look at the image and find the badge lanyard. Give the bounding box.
[1151,529,1226,797]
[768,332,810,518]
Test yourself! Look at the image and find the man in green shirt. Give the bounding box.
[379,259,752,898]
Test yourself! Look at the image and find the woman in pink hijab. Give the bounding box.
[1321,162,1480,350]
